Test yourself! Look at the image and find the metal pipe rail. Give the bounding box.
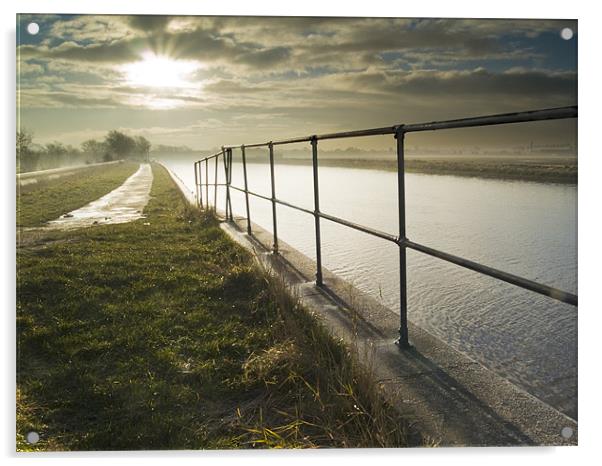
[221,106,577,148]
[195,105,578,348]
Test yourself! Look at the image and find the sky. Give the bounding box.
[17,15,577,152]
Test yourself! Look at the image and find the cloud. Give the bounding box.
[202,79,272,94]
[127,15,171,32]
[20,39,145,64]
[20,16,571,73]
[19,61,44,75]
[201,68,576,106]
[46,15,134,43]
[17,15,577,149]
[18,88,123,108]
[339,68,577,98]
[236,46,291,67]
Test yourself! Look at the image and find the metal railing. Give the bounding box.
[194,106,578,347]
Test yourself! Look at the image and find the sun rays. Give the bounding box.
[120,52,200,89]
[118,51,202,109]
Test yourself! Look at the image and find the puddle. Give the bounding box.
[44,163,153,231]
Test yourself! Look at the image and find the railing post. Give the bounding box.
[241,145,252,234]
[194,161,200,207]
[227,148,234,221]
[311,136,323,286]
[395,126,410,348]
[198,161,204,209]
[213,155,218,213]
[205,159,209,211]
[221,147,229,219]
[268,142,279,254]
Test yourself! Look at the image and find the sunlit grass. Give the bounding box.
[16,164,420,450]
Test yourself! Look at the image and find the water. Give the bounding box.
[158,155,577,419]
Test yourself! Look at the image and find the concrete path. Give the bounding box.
[45,163,153,231]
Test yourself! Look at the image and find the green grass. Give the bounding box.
[17,162,140,227]
[17,163,420,450]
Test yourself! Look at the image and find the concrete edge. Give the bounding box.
[158,162,197,206]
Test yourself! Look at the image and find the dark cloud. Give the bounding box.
[202,80,270,94]
[19,16,559,71]
[345,68,577,99]
[20,24,293,70]
[318,20,500,55]
[28,91,122,108]
[236,46,291,67]
[19,38,146,63]
[127,15,171,32]
[203,69,576,108]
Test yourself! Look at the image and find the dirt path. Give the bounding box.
[44,163,153,231]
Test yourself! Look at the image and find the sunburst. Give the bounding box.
[121,52,199,89]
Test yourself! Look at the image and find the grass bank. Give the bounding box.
[17,162,139,227]
[272,156,577,184]
[17,164,421,450]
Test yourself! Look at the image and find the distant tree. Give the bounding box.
[152,144,194,154]
[133,136,151,161]
[64,145,82,160]
[104,130,136,161]
[81,139,108,162]
[17,129,39,172]
[44,142,68,157]
[17,130,33,156]
[39,142,70,170]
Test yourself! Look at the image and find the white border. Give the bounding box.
[3,1,600,465]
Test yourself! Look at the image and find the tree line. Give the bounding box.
[17,129,151,173]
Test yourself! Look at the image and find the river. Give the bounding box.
[158,154,578,420]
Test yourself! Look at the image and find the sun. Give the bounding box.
[121,52,199,88]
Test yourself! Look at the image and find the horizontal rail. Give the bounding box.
[403,106,578,133]
[226,181,576,305]
[213,106,576,153]
[231,185,314,217]
[228,184,398,242]
[196,104,578,323]
[229,185,274,204]
[196,152,222,162]
[404,239,577,306]
[275,197,315,216]
[319,212,399,244]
